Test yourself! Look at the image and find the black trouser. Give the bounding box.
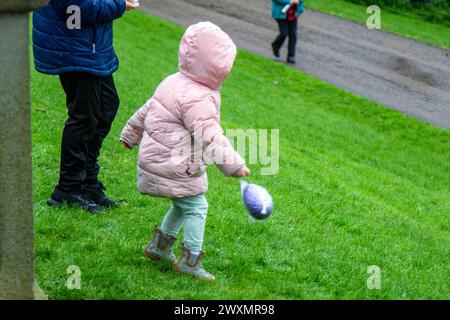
[272,18,298,59]
[57,72,119,192]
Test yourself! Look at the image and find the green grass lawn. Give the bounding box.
[32,11,450,299]
[306,0,450,50]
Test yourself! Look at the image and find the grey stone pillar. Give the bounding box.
[0,0,49,300]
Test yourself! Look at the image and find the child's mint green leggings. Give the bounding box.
[160,194,208,252]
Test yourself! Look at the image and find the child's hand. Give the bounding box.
[126,1,139,10]
[120,139,132,149]
[234,166,251,178]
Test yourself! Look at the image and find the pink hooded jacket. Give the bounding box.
[120,22,245,198]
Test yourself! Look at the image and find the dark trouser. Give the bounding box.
[272,18,298,59]
[57,72,119,192]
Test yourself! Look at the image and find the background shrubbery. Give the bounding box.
[344,0,450,26]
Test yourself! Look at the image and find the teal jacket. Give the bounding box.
[272,0,305,20]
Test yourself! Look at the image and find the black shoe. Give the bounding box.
[271,43,280,58]
[47,187,103,213]
[85,182,118,208]
[287,56,296,64]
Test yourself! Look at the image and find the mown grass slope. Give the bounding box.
[32,11,450,299]
[307,0,450,50]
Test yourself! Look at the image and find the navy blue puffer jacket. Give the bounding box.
[33,0,126,76]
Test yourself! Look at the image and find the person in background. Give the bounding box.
[271,0,305,64]
[32,0,138,213]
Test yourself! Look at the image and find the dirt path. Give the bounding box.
[140,0,450,130]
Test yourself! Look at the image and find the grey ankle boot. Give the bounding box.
[144,225,177,263]
[175,243,215,281]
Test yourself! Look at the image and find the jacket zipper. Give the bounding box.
[92,26,97,53]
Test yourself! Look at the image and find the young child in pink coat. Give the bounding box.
[120,22,250,280]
